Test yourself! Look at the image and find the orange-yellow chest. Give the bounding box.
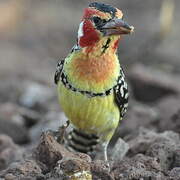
[73,54,114,83]
[64,50,120,93]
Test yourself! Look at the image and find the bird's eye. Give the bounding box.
[92,17,102,25]
[92,17,107,28]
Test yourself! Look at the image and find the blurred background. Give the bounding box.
[0,0,179,153]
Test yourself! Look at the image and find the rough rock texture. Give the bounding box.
[111,129,180,179]
[91,160,114,180]
[112,154,166,180]
[34,131,78,170]
[116,102,159,139]
[0,132,93,180]
[0,160,43,180]
[0,130,179,179]
[157,96,180,134]
[128,128,179,155]
[0,135,24,171]
[128,64,180,103]
[127,129,180,171]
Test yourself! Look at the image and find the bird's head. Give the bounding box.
[77,2,134,48]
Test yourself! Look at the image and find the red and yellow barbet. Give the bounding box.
[55,2,134,162]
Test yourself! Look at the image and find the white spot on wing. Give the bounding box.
[120,86,124,97]
[125,93,129,99]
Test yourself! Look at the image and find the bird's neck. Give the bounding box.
[80,36,120,57]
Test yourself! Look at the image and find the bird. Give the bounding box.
[54,2,134,162]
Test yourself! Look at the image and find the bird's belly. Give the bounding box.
[58,83,120,141]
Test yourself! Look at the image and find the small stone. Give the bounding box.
[157,96,180,134]
[59,158,91,174]
[0,103,41,144]
[53,159,92,179]
[19,82,54,110]
[128,64,180,103]
[4,173,16,180]
[0,118,29,144]
[29,112,67,142]
[75,152,92,163]
[168,167,180,180]
[0,102,41,127]
[91,160,114,180]
[111,138,129,161]
[34,131,77,170]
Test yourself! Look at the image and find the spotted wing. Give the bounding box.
[54,59,65,84]
[114,69,129,118]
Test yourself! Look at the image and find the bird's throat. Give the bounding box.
[81,36,120,56]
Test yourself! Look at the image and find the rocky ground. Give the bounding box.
[0,0,180,179]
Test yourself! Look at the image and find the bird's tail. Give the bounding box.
[65,128,100,154]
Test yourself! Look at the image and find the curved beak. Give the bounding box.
[102,18,134,36]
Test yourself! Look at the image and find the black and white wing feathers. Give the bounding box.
[114,69,129,118]
[54,59,65,84]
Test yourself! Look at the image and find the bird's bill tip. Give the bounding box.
[102,18,134,36]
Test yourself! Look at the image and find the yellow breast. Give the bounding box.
[58,83,120,141]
